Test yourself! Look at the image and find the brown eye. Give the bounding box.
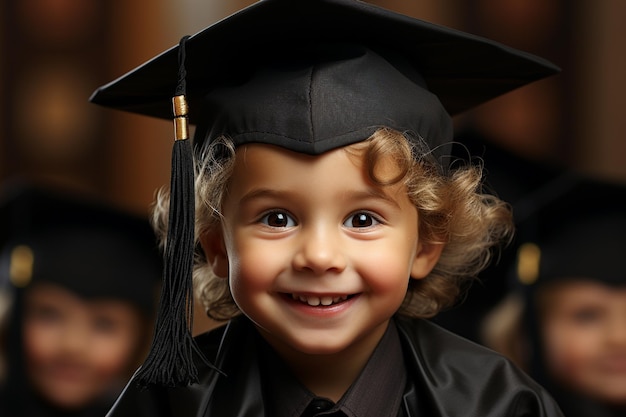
[260,211,296,228]
[343,212,380,228]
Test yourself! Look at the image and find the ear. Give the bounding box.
[410,241,444,280]
[199,229,229,278]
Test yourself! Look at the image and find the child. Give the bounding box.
[0,182,163,417]
[90,0,564,415]
[483,174,626,417]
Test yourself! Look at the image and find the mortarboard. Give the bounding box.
[513,172,626,288]
[89,0,560,387]
[0,182,163,314]
[91,0,560,155]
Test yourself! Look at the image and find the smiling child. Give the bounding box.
[90,0,564,415]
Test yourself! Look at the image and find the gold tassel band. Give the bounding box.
[516,242,541,285]
[9,245,34,288]
[173,95,189,141]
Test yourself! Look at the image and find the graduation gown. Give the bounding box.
[0,377,114,417]
[105,315,563,417]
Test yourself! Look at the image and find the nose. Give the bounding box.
[59,321,89,354]
[606,314,626,346]
[292,225,347,275]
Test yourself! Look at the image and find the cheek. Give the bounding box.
[353,242,414,293]
[228,238,284,292]
[542,319,596,380]
[23,321,58,367]
[87,329,142,379]
[363,260,409,292]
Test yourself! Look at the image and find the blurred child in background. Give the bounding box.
[0,182,162,417]
[483,173,626,417]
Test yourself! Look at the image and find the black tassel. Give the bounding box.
[135,35,206,387]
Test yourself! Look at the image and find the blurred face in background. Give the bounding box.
[22,282,144,410]
[539,280,626,405]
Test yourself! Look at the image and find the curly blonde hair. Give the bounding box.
[152,128,513,321]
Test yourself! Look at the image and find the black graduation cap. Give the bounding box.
[88,0,560,387]
[512,173,626,288]
[0,182,163,314]
[91,0,559,155]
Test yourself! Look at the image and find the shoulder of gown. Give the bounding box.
[104,323,228,417]
[395,316,565,417]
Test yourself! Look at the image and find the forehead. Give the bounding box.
[233,139,403,171]
[24,282,139,311]
[539,280,626,310]
[230,143,365,184]
[227,142,406,195]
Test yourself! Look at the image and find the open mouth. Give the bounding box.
[289,293,354,306]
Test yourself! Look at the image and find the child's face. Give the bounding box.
[203,143,441,361]
[23,283,144,410]
[540,280,626,405]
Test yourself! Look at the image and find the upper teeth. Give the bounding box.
[292,294,348,306]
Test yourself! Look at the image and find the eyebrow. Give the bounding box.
[343,189,402,209]
[239,187,401,210]
[238,188,292,205]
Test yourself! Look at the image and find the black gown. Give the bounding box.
[0,389,113,417]
[104,315,563,417]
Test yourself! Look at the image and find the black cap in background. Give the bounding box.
[0,181,163,314]
[513,173,626,288]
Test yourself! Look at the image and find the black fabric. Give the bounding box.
[261,320,406,417]
[104,315,564,417]
[301,399,345,417]
[194,44,453,162]
[90,0,559,159]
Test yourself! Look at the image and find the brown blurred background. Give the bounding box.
[2,0,625,217]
